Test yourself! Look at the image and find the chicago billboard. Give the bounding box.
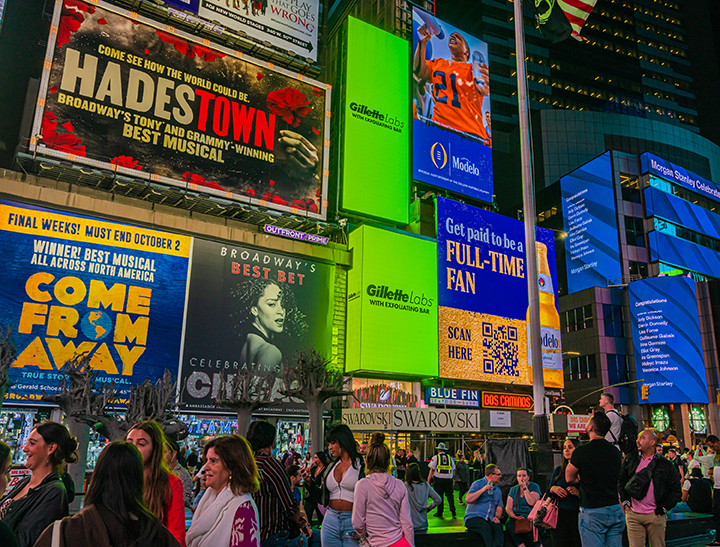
[342,17,409,224]
[561,152,621,293]
[628,276,707,404]
[179,238,335,411]
[31,0,330,219]
[436,197,562,387]
[412,8,492,202]
[0,200,191,403]
[198,0,319,61]
[346,226,438,378]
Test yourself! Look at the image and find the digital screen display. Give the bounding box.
[561,152,621,293]
[648,230,720,279]
[645,186,720,240]
[436,197,562,387]
[641,152,720,204]
[411,8,492,202]
[346,226,438,377]
[628,276,708,404]
[342,17,409,224]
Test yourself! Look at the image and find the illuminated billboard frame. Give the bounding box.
[29,0,331,220]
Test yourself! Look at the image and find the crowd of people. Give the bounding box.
[0,394,718,547]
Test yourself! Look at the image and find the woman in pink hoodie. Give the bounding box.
[352,433,414,547]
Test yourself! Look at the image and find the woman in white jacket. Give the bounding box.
[186,435,261,547]
[352,432,414,547]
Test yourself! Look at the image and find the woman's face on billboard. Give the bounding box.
[253,283,286,334]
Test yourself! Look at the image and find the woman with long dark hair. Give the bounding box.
[232,279,308,375]
[34,441,180,547]
[321,424,365,547]
[404,463,441,535]
[352,432,413,547]
[548,439,581,547]
[304,452,329,525]
[127,420,186,547]
[186,435,261,547]
[0,422,76,547]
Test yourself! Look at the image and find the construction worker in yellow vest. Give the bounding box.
[428,442,456,519]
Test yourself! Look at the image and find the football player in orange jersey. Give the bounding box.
[413,24,490,142]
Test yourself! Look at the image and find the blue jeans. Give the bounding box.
[320,508,359,547]
[578,505,625,547]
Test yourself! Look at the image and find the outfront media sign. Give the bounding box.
[31,0,330,219]
[411,8,492,201]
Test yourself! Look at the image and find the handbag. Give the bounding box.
[528,494,559,529]
[513,487,534,535]
[625,458,657,500]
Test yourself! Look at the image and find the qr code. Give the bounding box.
[482,322,519,376]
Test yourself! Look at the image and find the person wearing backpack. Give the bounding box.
[618,429,681,547]
[600,393,639,455]
[599,393,622,451]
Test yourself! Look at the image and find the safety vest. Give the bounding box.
[437,453,452,474]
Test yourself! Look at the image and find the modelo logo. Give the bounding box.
[349,103,404,129]
[452,156,480,176]
[542,332,560,349]
[366,284,434,307]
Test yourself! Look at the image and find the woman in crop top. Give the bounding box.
[321,424,365,547]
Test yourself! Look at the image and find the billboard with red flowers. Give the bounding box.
[29,0,330,219]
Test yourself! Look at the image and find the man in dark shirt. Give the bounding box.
[247,420,307,547]
[566,412,624,547]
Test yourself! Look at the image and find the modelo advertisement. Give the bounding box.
[412,7,492,202]
[179,238,334,412]
[561,152,621,293]
[628,276,708,404]
[31,0,330,219]
[346,225,438,378]
[198,0,319,61]
[436,197,562,388]
[641,152,720,205]
[0,200,191,403]
[342,17,409,224]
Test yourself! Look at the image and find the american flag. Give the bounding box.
[558,0,598,41]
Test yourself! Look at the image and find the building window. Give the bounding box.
[628,260,648,278]
[607,354,629,386]
[603,304,624,338]
[564,354,597,381]
[620,174,641,203]
[624,216,645,247]
[563,304,594,333]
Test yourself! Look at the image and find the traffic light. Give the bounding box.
[641,384,649,401]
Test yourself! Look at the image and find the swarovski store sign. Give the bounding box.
[342,407,480,432]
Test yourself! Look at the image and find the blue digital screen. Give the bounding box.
[412,8,493,202]
[648,230,720,279]
[641,152,720,204]
[645,186,720,240]
[561,152,621,293]
[628,277,707,404]
[164,0,199,12]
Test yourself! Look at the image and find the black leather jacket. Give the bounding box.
[618,453,681,515]
[0,471,69,547]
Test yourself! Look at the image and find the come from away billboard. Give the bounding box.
[30,0,330,219]
[0,200,191,403]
